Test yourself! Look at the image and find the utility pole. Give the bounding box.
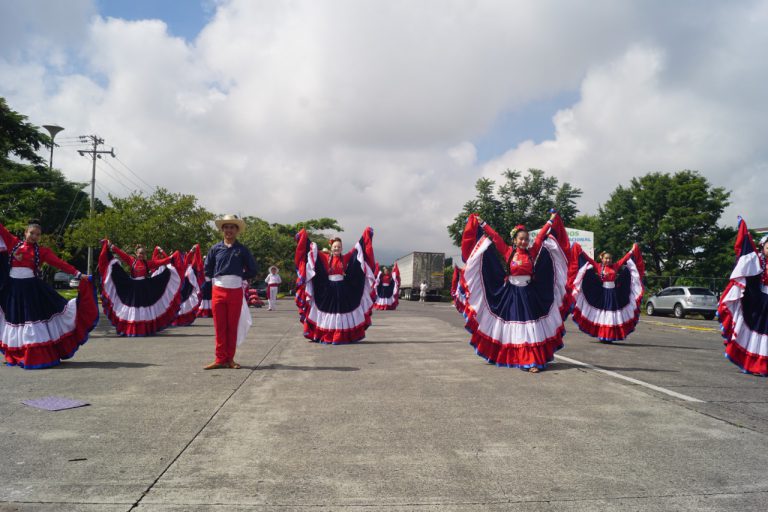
[78,135,115,274]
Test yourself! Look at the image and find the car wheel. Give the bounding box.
[674,304,685,319]
[646,303,655,316]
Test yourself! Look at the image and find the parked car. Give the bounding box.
[645,286,718,320]
[53,272,75,289]
[69,277,81,288]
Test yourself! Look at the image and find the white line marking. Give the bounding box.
[554,354,705,403]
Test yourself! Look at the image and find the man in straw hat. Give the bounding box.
[203,215,257,369]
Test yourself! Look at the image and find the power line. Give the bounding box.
[96,161,135,194]
[58,189,90,236]
[114,155,155,191]
[94,181,116,198]
[102,158,152,194]
[56,184,89,237]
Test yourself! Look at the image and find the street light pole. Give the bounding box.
[42,125,64,170]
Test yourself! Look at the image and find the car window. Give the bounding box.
[688,287,715,296]
[669,288,684,296]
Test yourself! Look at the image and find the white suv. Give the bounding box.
[645,286,718,320]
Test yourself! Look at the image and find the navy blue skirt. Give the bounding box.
[311,253,367,314]
[1,276,68,324]
[376,281,394,299]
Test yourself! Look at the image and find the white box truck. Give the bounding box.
[395,252,445,300]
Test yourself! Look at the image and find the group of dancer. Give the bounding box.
[0,215,279,370]
[449,211,767,376]
[1,211,766,377]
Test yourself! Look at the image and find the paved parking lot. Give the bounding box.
[1,301,766,511]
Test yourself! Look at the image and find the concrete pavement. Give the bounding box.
[1,300,767,511]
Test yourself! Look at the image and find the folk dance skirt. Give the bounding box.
[569,245,644,342]
[197,281,213,318]
[98,243,183,336]
[295,228,376,344]
[373,282,398,310]
[373,263,400,311]
[172,264,203,326]
[718,219,768,376]
[0,271,98,369]
[451,266,468,317]
[460,235,571,370]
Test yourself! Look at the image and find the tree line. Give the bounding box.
[448,168,737,282]
[1,98,338,289]
[2,96,742,287]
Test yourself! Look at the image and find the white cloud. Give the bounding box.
[483,39,768,227]
[1,0,767,261]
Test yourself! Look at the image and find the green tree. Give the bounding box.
[237,217,342,290]
[570,214,602,238]
[66,188,218,256]
[0,166,94,235]
[447,169,582,246]
[596,170,731,277]
[1,97,96,266]
[0,97,49,167]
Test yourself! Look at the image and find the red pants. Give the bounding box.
[212,285,244,364]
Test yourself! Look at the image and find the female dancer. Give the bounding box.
[373,264,400,310]
[294,229,376,344]
[0,220,98,369]
[172,244,204,326]
[450,265,468,316]
[98,240,183,336]
[197,256,213,318]
[718,218,768,376]
[265,266,282,311]
[569,244,645,342]
[460,211,571,372]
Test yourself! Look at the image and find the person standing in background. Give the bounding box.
[265,266,282,311]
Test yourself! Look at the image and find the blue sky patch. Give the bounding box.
[97,0,214,41]
[473,89,580,163]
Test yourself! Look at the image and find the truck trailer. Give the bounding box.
[395,252,445,300]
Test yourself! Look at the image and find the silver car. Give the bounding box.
[646,286,718,320]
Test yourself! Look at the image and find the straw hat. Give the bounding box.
[215,214,246,232]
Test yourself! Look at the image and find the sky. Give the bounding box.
[1,0,767,264]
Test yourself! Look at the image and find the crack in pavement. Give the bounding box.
[126,323,295,512]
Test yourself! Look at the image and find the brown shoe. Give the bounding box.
[204,362,226,370]
[228,361,242,369]
[528,367,540,373]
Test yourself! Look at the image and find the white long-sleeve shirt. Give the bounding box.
[265,274,282,285]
